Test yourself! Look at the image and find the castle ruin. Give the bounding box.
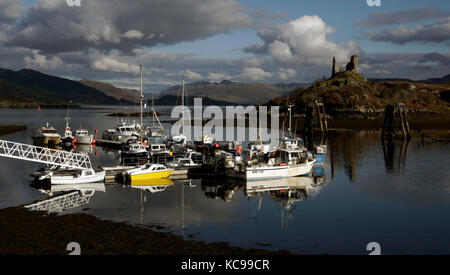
[332,55,359,77]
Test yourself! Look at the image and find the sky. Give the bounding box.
[0,0,449,92]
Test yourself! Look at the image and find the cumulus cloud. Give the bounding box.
[123,30,145,40]
[206,72,231,81]
[278,68,297,80]
[5,0,251,53]
[0,0,26,22]
[240,67,272,81]
[356,7,450,28]
[24,50,65,70]
[365,17,450,44]
[245,15,360,66]
[184,69,202,80]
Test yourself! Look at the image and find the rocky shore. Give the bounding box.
[0,207,292,255]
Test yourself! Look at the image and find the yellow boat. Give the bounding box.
[130,177,174,187]
[125,164,173,182]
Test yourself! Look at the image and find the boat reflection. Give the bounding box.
[130,178,174,193]
[25,183,106,214]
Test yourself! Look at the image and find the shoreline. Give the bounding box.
[0,124,27,136]
[0,207,292,255]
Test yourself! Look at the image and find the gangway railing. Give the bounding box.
[24,190,95,213]
[0,139,92,170]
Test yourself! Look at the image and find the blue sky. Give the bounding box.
[152,0,450,58]
[1,0,449,90]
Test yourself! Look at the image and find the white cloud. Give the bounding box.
[206,72,231,81]
[240,67,272,81]
[24,50,64,70]
[123,30,144,39]
[278,68,297,80]
[184,69,202,80]
[366,17,450,44]
[91,56,139,73]
[245,15,360,66]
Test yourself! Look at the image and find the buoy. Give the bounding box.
[92,139,96,144]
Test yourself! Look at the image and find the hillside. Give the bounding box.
[161,80,301,105]
[78,79,138,103]
[0,69,119,106]
[266,70,450,119]
[154,95,240,106]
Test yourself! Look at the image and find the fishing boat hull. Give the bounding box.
[227,160,315,181]
[75,135,93,145]
[286,160,316,177]
[50,170,106,185]
[130,170,173,181]
[33,136,61,145]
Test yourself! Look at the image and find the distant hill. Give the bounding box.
[369,74,450,85]
[0,68,118,106]
[78,79,137,103]
[420,74,450,85]
[161,80,302,105]
[154,95,241,106]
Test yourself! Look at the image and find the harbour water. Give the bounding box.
[1,106,450,255]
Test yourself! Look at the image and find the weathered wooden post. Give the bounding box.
[381,103,411,140]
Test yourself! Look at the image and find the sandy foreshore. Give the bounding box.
[0,207,292,255]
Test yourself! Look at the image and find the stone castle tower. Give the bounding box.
[332,55,359,78]
[332,57,340,77]
[346,55,359,73]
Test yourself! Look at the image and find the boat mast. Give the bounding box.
[65,101,71,129]
[140,65,144,134]
[287,92,295,138]
[181,74,185,137]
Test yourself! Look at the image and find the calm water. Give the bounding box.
[1,107,450,255]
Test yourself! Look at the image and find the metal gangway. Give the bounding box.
[0,139,92,170]
[24,190,96,213]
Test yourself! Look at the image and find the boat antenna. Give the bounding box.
[139,65,144,135]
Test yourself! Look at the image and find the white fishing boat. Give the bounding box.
[61,106,74,145]
[120,142,149,159]
[37,168,106,185]
[149,143,171,163]
[166,151,202,169]
[74,128,94,144]
[227,138,315,181]
[32,122,61,145]
[102,120,140,143]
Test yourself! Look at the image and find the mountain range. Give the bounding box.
[160,80,306,105]
[1,67,449,109]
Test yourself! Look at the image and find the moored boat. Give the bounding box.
[37,168,105,185]
[32,122,61,145]
[74,128,94,144]
[124,163,173,182]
